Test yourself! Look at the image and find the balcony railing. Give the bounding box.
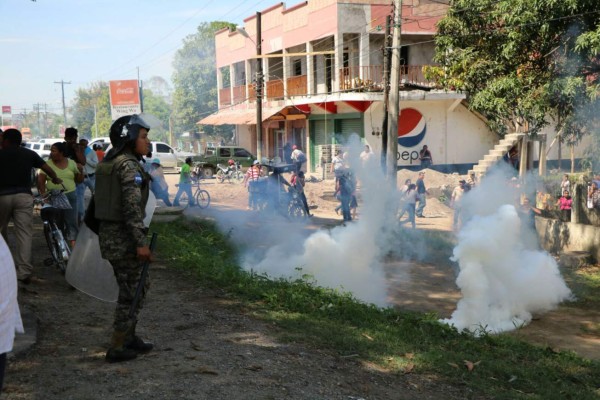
[339,65,435,91]
[266,79,284,100]
[219,88,231,107]
[286,75,307,97]
[232,85,246,104]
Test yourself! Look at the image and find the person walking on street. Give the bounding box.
[95,114,154,363]
[451,180,467,230]
[0,129,62,283]
[399,183,417,228]
[419,145,433,168]
[149,158,172,206]
[0,234,23,393]
[76,136,98,225]
[415,171,429,217]
[290,145,307,173]
[336,170,356,222]
[291,170,312,216]
[243,160,262,210]
[173,157,195,207]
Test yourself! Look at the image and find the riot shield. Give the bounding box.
[66,192,157,302]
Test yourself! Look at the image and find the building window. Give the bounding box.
[294,59,302,76]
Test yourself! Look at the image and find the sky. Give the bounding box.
[0,0,273,115]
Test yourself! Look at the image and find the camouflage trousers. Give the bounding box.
[108,257,150,332]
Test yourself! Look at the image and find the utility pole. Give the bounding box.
[387,0,402,188]
[54,79,71,125]
[380,15,392,174]
[94,104,99,138]
[138,67,144,113]
[33,103,42,136]
[255,11,263,162]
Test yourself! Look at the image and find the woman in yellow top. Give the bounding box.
[38,142,83,243]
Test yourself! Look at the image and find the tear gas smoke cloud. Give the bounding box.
[239,136,398,306]
[442,167,572,334]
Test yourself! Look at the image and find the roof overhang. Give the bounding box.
[197,107,283,126]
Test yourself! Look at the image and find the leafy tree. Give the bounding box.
[172,21,235,139]
[70,81,112,138]
[429,0,600,150]
[71,80,172,142]
[141,88,172,143]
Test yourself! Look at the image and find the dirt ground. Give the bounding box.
[4,168,600,399]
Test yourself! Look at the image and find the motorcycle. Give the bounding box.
[216,160,244,184]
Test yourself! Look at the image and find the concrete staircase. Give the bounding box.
[468,132,525,177]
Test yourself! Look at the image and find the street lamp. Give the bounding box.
[237,12,263,162]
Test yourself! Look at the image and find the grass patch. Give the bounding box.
[152,219,600,399]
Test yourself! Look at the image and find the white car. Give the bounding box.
[91,137,181,172]
[26,141,52,160]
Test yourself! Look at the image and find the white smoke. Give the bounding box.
[241,136,396,306]
[442,168,572,334]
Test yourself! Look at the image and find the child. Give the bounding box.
[556,190,572,222]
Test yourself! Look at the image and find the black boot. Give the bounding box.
[105,331,138,363]
[125,324,154,354]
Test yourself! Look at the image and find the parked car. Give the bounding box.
[193,146,255,178]
[96,138,182,172]
[25,141,52,160]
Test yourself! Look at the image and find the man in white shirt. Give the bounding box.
[0,234,24,392]
[451,179,467,230]
[359,144,374,166]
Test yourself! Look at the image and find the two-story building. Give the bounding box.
[199,0,587,175]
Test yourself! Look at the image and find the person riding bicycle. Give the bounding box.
[173,157,195,207]
[95,114,154,363]
[38,142,84,247]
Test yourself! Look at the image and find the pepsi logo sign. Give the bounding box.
[397,108,427,148]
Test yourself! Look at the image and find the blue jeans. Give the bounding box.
[174,183,195,206]
[416,193,426,216]
[76,175,95,220]
[65,191,79,241]
[340,193,352,221]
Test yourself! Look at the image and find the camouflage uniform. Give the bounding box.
[97,154,150,333]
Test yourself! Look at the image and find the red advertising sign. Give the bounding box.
[2,106,11,115]
[108,80,141,120]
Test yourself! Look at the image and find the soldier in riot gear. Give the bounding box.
[95,114,154,363]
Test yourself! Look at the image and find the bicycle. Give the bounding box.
[34,190,71,274]
[175,179,211,209]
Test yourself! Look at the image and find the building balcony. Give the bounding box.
[286,75,307,97]
[219,88,231,107]
[266,79,284,100]
[339,65,436,91]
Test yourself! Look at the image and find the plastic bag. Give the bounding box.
[49,189,72,209]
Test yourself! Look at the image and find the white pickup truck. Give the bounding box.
[89,137,194,171]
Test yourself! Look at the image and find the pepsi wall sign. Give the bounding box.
[398,108,427,148]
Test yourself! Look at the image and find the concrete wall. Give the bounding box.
[363,99,497,169]
[536,217,600,262]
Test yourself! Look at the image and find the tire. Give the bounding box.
[53,227,70,274]
[288,200,306,219]
[216,170,225,183]
[203,167,214,179]
[233,171,244,184]
[195,189,211,209]
[43,223,60,267]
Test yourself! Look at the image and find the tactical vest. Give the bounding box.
[95,153,149,222]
